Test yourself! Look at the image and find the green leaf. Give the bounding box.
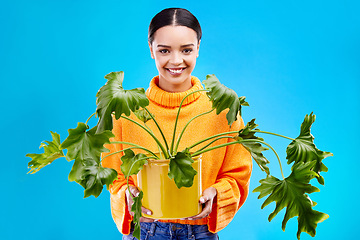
[235,119,270,174]
[286,113,333,184]
[27,131,65,174]
[253,161,329,239]
[238,96,249,117]
[134,108,154,123]
[82,163,117,198]
[120,149,148,177]
[238,118,258,137]
[96,71,149,133]
[238,96,249,106]
[68,158,87,183]
[168,151,197,188]
[60,123,114,162]
[131,190,143,240]
[203,74,248,126]
[70,158,117,198]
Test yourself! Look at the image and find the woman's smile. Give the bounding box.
[166,67,187,75]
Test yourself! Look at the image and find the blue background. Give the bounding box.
[1,0,359,239]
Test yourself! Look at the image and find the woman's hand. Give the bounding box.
[183,187,217,220]
[126,185,156,222]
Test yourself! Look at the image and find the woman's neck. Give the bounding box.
[146,75,203,108]
[158,76,193,93]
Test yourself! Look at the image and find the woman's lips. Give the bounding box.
[166,68,186,75]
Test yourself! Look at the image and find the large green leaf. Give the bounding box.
[235,119,270,174]
[120,149,148,177]
[60,123,114,162]
[286,113,333,185]
[203,74,248,126]
[253,161,329,239]
[27,131,65,174]
[70,158,117,198]
[96,71,149,134]
[168,151,197,188]
[131,190,143,240]
[60,123,116,197]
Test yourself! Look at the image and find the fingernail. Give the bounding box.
[200,197,204,203]
[147,211,152,215]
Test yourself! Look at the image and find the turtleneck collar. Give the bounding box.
[146,76,203,108]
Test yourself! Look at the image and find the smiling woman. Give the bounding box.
[101,7,253,240]
[149,25,200,92]
[148,10,201,93]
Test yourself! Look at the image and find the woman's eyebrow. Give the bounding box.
[181,44,195,47]
[157,44,195,48]
[157,44,170,48]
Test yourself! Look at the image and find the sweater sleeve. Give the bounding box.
[208,117,253,233]
[101,118,134,235]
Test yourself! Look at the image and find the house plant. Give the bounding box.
[27,71,332,240]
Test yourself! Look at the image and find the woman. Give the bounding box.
[102,8,252,240]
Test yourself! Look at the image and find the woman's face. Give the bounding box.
[149,25,200,92]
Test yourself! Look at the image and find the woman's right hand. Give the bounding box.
[125,185,156,222]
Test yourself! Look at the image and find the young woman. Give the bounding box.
[102,8,252,240]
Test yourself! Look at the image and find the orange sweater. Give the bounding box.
[102,76,252,235]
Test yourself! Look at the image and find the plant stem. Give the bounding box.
[188,130,239,150]
[85,112,96,126]
[144,122,163,159]
[195,136,235,153]
[191,140,240,157]
[101,145,159,161]
[239,139,285,179]
[101,146,137,161]
[191,138,285,179]
[247,139,285,179]
[120,115,169,159]
[126,156,156,201]
[174,108,215,153]
[253,130,295,141]
[144,107,170,154]
[170,89,209,155]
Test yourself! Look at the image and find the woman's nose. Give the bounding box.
[169,52,183,65]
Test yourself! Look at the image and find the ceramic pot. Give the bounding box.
[137,155,202,219]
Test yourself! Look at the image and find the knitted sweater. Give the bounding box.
[102,75,252,235]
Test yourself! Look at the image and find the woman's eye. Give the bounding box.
[159,49,169,54]
[183,49,193,54]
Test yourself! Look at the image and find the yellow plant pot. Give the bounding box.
[137,155,202,219]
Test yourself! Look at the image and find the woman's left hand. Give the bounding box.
[183,187,217,220]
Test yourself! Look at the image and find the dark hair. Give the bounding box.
[148,8,202,44]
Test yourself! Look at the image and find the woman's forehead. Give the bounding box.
[152,25,198,46]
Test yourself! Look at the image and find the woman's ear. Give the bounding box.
[197,40,201,58]
[148,42,155,59]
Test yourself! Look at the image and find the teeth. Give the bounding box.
[168,68,184,73]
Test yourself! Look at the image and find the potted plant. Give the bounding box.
[27,71,332,240]
[135,153,203,219]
